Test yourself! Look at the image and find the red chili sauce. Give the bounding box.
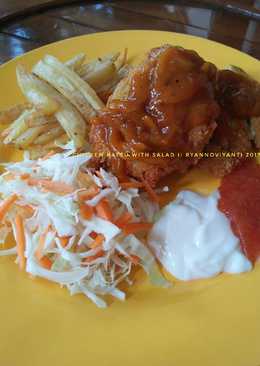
[218,160,260,263]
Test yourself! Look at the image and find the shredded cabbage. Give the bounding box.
[0,151,167,308]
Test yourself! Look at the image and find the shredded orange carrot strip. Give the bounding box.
[0,194,18,221]
[114,211,133,228]
[35,229,48,260]
[16,204,35,218]
[58,236,70,248]
[80,203,94,220]
[120,182,144,189]
[122,222,152,235]
[89,234,105,249]
[14,214,26,270]
[28,178,74,195]
[82,250,105,264]
[141,178,159,203]
[78,185,100,201]
[95,199,113,221]
[39,256,52,269]
[20,173,30,180]
[22,205,35,215]
[3,172,15,181]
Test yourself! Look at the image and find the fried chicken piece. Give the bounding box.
[216,69,260,119]
[90,45,219,186]
[199,115,253,177]
[199,66,260,177]
[251,117,260,148]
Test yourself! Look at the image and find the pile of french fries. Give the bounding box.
[0,50,129,158]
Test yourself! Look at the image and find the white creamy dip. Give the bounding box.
[148,190,252,280]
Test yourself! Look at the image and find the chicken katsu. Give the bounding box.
[90,45,260,186]
[90,45,219,186]
[200,67,260,176]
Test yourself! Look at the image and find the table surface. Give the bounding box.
[0,0,260,64]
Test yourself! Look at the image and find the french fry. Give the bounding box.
[14,125,48,148]
[28,147,53,160]
[0,103,31,125]
[96,64,131,96]
[28,134,68,159]
[78,52,120,77]
[17,66,87,148]
[2,108,59,143]
[39,55,104,111]
[16,65,60,115]
[115,48,128,70]
[82,60,117,90]
[33,60,96,121]
[33,125,64,145]
[43,134,69,149]
[27,114,58,128]
[65,53,86,71]
[3,109,36,144]
[108,70,133,104]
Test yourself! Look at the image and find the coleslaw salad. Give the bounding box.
[0,144,168,307]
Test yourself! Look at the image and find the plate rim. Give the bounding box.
[1,29,259,70]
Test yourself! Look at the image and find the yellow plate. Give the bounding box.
[0,30,260,366]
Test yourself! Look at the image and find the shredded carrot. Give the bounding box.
[28,178,50,185]
[58,236,70,248]
[28,178,74,195]
[0,194,18,221]
[20,173,30,180]
[22,205,34,215]
[79,203,94,220]
[82,250,105,264]
[14,214,26,270]
[89,234,105,249]
[78,185,100,201]
[3,172,15,181]
[114,211,133,228]
[39,256,52,269]
[120,182,144,189]
[141,177,159,203]
[122,222,152,235]
[35,229,48,260]
[95,199,113,221]
[17,204,35,218]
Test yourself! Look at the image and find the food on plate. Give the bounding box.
[148,190,252,281]
[218,160,260,263]
[0,50,129,155]
[199,117,252,176]
[90,45,220,186]
[90,48,260,184]
[250,116,260,148]
[0,103,31,125]
[216,68,260,119]
[199,65,260,176]
[0,148,168,307]
[1,43,260,307]
[32,55,104,120]
[16,65,88,149]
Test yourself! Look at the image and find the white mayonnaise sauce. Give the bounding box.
[148,190,252,281]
